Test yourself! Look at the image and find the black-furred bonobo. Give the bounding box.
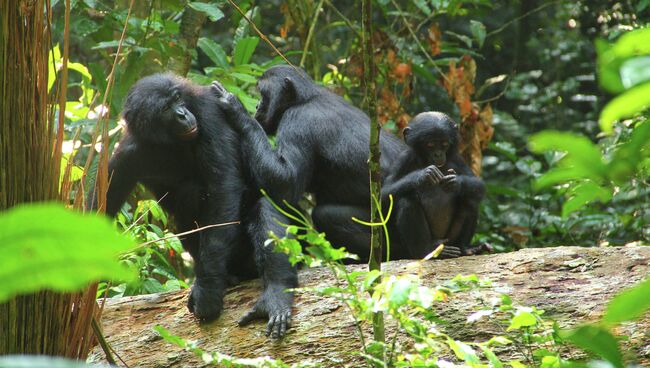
[87,73,296,338]
[382,112,485,257]
[209,65,405,259]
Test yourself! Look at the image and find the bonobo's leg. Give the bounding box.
[312,204,372,261]
[239,198,297,338]
[394,196,462,259]
[445,198,480,256]
[187,196,241,322]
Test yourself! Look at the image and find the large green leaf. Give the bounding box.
[187,2,224,22]
[197,37,228,68]
[0,203,136,303]
[233,37,259,66]
[600,81,650,133]
[597,28,650,94]
[561,181,612,218]
[604,277,650,324]
[561,325,624,368]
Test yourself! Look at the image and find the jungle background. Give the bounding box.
[49,0,649,297]
[1,0,650,366]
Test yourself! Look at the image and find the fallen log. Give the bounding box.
[88,246,650,367]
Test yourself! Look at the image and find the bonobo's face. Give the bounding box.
[404,112,458,167]
[164,87,198,141]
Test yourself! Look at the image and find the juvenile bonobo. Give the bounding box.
[382,112,485,258]
[210,65,404,259]
[87,73,296,338]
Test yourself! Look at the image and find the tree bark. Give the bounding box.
[88,246,650,367]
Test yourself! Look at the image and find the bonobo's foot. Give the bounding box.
[463,242,494,256]
[238,284,294,338]
[187,279,225,321]
[428,239,462,259]
[210,80,246,115]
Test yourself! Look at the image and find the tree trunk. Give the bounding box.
[168,5,207,76]
[88,246,650,367]
[0,1,97,358]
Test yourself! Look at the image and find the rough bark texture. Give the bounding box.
[88,246,650,367]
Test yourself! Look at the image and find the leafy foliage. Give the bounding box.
[0,203,135,303]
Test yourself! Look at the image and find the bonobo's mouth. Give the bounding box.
[435,160,446,167]
[180,126,199,140]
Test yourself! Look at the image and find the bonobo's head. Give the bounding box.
[254,65,316,134]
[122,73,199,145]
[403,112,459,167]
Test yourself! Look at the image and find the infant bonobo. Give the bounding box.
[382,112,485,258]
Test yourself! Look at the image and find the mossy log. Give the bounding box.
[88,246,650,367]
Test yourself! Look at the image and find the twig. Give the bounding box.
[224,0,300,74]
[121,192,169,234]
[473,76,511,104]
[299,0,325,68]
[323,0,361,38]
[128,221,240,252]
[486,0,561,38]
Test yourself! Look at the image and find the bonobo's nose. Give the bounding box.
[175,106,186,119]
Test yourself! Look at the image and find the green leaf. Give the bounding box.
[233,37,259,66]
[600,81,650,133]
[561,181,612,217]
[470,20,486,48]
[479,345,504,368]
[508,310,537,330]
[187,2,224,22]
[561,325,624,368]
[620,56,650,89]
[0,203,136,303]
[389,278,412,307]
[597,28,650,94]
[197,37,228,68]
[604,277,650,324]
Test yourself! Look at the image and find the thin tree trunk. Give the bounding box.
[0,0,97,358]
[168,4,207,76]
[361,0,385,345]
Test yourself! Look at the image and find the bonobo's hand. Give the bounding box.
[440,169,460,193]
[210,80,247,117]
[422,165,445,186]
[187,278,225,321]
[238,284,294,338]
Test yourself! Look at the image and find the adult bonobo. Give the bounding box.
[382,112,486,257]
[210,65,404,259]
[87,73,296,338]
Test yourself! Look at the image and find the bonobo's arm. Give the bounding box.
[87,140,139,216]
[210,81,312,203]
[381,151,443,201]
[449,153,486,200]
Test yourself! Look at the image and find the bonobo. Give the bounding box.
[87,73,296,338]
[210,65,405,259]
[382,112,485,258]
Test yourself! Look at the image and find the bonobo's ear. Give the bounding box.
[403,126,411,137]
[283,77,297,97]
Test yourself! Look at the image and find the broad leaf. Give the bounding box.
[604,277,650,324]
[0,203,136,302]
[233,37,260,66]
[600,81,650,132]
[197,37,228,68]
[561,325,624,368]
[187,2,224,22]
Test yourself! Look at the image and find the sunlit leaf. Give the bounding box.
[604,277,650,324]
[0,203,136,302]
[561,181,612,217]
[600,81,650,132]
[561,325,624,368]
[470,20,486,48]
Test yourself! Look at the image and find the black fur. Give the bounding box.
[210,65,405,260]
[382,112,486,257]
[88,73,296,338]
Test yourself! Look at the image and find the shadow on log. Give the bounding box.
[88,246,650,367]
